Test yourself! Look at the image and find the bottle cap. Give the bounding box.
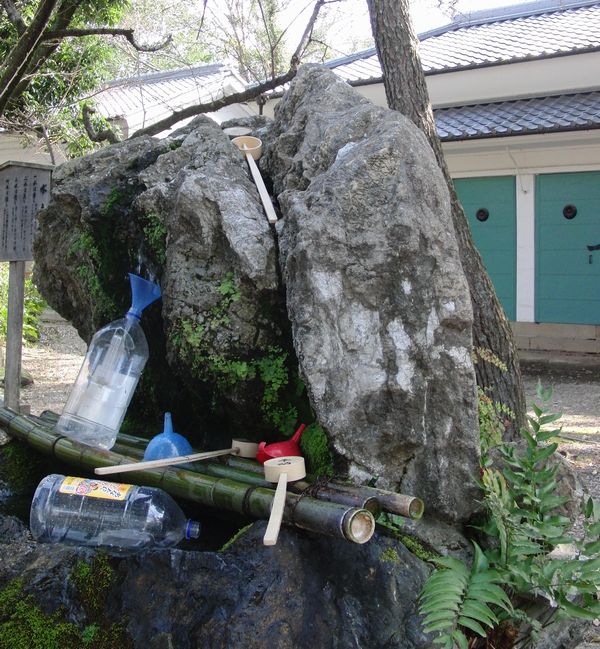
[186,520,201,540]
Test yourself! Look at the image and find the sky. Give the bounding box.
[314,0,539,58]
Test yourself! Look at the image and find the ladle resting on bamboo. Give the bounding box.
[95,438,258,475]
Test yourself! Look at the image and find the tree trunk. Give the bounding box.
[366,0,526,434]
[0,0,59,116]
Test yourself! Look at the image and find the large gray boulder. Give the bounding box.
[261,65,480,522]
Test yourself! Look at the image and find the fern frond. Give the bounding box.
[419,543,512,646]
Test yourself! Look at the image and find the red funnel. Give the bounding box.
[256,424,306,464]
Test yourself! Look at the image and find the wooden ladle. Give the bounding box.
[231,135,278,225]
[95,439,259,476]
[263,455,306,546]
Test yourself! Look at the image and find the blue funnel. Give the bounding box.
[127,273,161,320]
[143,412,193,461]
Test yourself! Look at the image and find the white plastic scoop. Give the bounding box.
[263,455,306,546]
[95,439,259,476]
[231,135,278,225]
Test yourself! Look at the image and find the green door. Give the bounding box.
[536,172,600,324]
[454,176,516,320]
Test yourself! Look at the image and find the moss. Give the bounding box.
[100,187,127,218]
[170,273,301,435]
[396,534,439,563]
[141,212,167,266]
[219,522,253,552]
[300,423,334,477]
[380,547,400,565]
[71,554,114,620]
[377,514,440,563]
[0,579,78,649]
[0,440,46,492]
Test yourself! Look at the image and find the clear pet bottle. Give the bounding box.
[56,274,161,450]
[30,474,200,555]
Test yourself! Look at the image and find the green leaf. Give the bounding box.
[458,615,487,637]
[461,599,499,627]
[452,630,469,649]
[558,597,600,620]
[538,413,562,426]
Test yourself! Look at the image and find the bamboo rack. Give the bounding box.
[34,410,425,520]
[0,409,375,544]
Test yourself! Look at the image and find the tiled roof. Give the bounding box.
[434,91,600,140]
[327,0,600,81]
[93,64,246,132]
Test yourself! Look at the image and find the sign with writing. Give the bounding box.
[0,161,52,261]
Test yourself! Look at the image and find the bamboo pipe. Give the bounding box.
[0,409,375,544]
[111,440,381,514]
[226,455,424,519]
[38,411,421,518]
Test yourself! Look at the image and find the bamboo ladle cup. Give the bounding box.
[94,439,259,476]
[231,135,278,225]
[263,455,306,546]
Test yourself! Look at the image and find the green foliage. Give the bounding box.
[478,386,515,464]
[1,0,129,154]
[71,554,114,619]
[300,422,334,477]
[141,212,167,265]
[380,547,400,565]
[0,579,80,649]
[420,544,513,649]
[419,383,600,647]
[377,514,440,563]
[68,229,118,324]
[171,274,299,434]
[219,522,253,552]
[0,440,46,492]
[0,264,47,345]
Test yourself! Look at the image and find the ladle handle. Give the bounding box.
[244,152,278,225]
[263,472,288,546]
[94,447,238,475]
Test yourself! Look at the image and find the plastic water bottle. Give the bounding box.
[143,412,193,461]
[56,274,161,450]
[30,474,200,555]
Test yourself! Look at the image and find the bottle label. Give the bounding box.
[59,476,133,501]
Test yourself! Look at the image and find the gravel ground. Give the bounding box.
[11,315,600,646]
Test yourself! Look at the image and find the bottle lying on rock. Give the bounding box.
[30,474,201,555]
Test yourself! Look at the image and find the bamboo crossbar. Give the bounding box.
[0,408,375,544]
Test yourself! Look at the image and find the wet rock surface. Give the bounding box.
[0,514,433,649]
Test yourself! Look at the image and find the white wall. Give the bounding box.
[0,132,64,166]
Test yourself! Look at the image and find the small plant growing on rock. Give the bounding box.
[419,382,600,648]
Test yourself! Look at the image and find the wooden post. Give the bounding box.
[5,260,25,411]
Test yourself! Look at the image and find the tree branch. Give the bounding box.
[1,0,26,34]
[0,0,59,117]
[9,0,81,107]
[131,0,327,138]
[47,28,172,52]
[82,104,120,144]
[131,68,297,138]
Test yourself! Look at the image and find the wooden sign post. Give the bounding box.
[0,161,52,412]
